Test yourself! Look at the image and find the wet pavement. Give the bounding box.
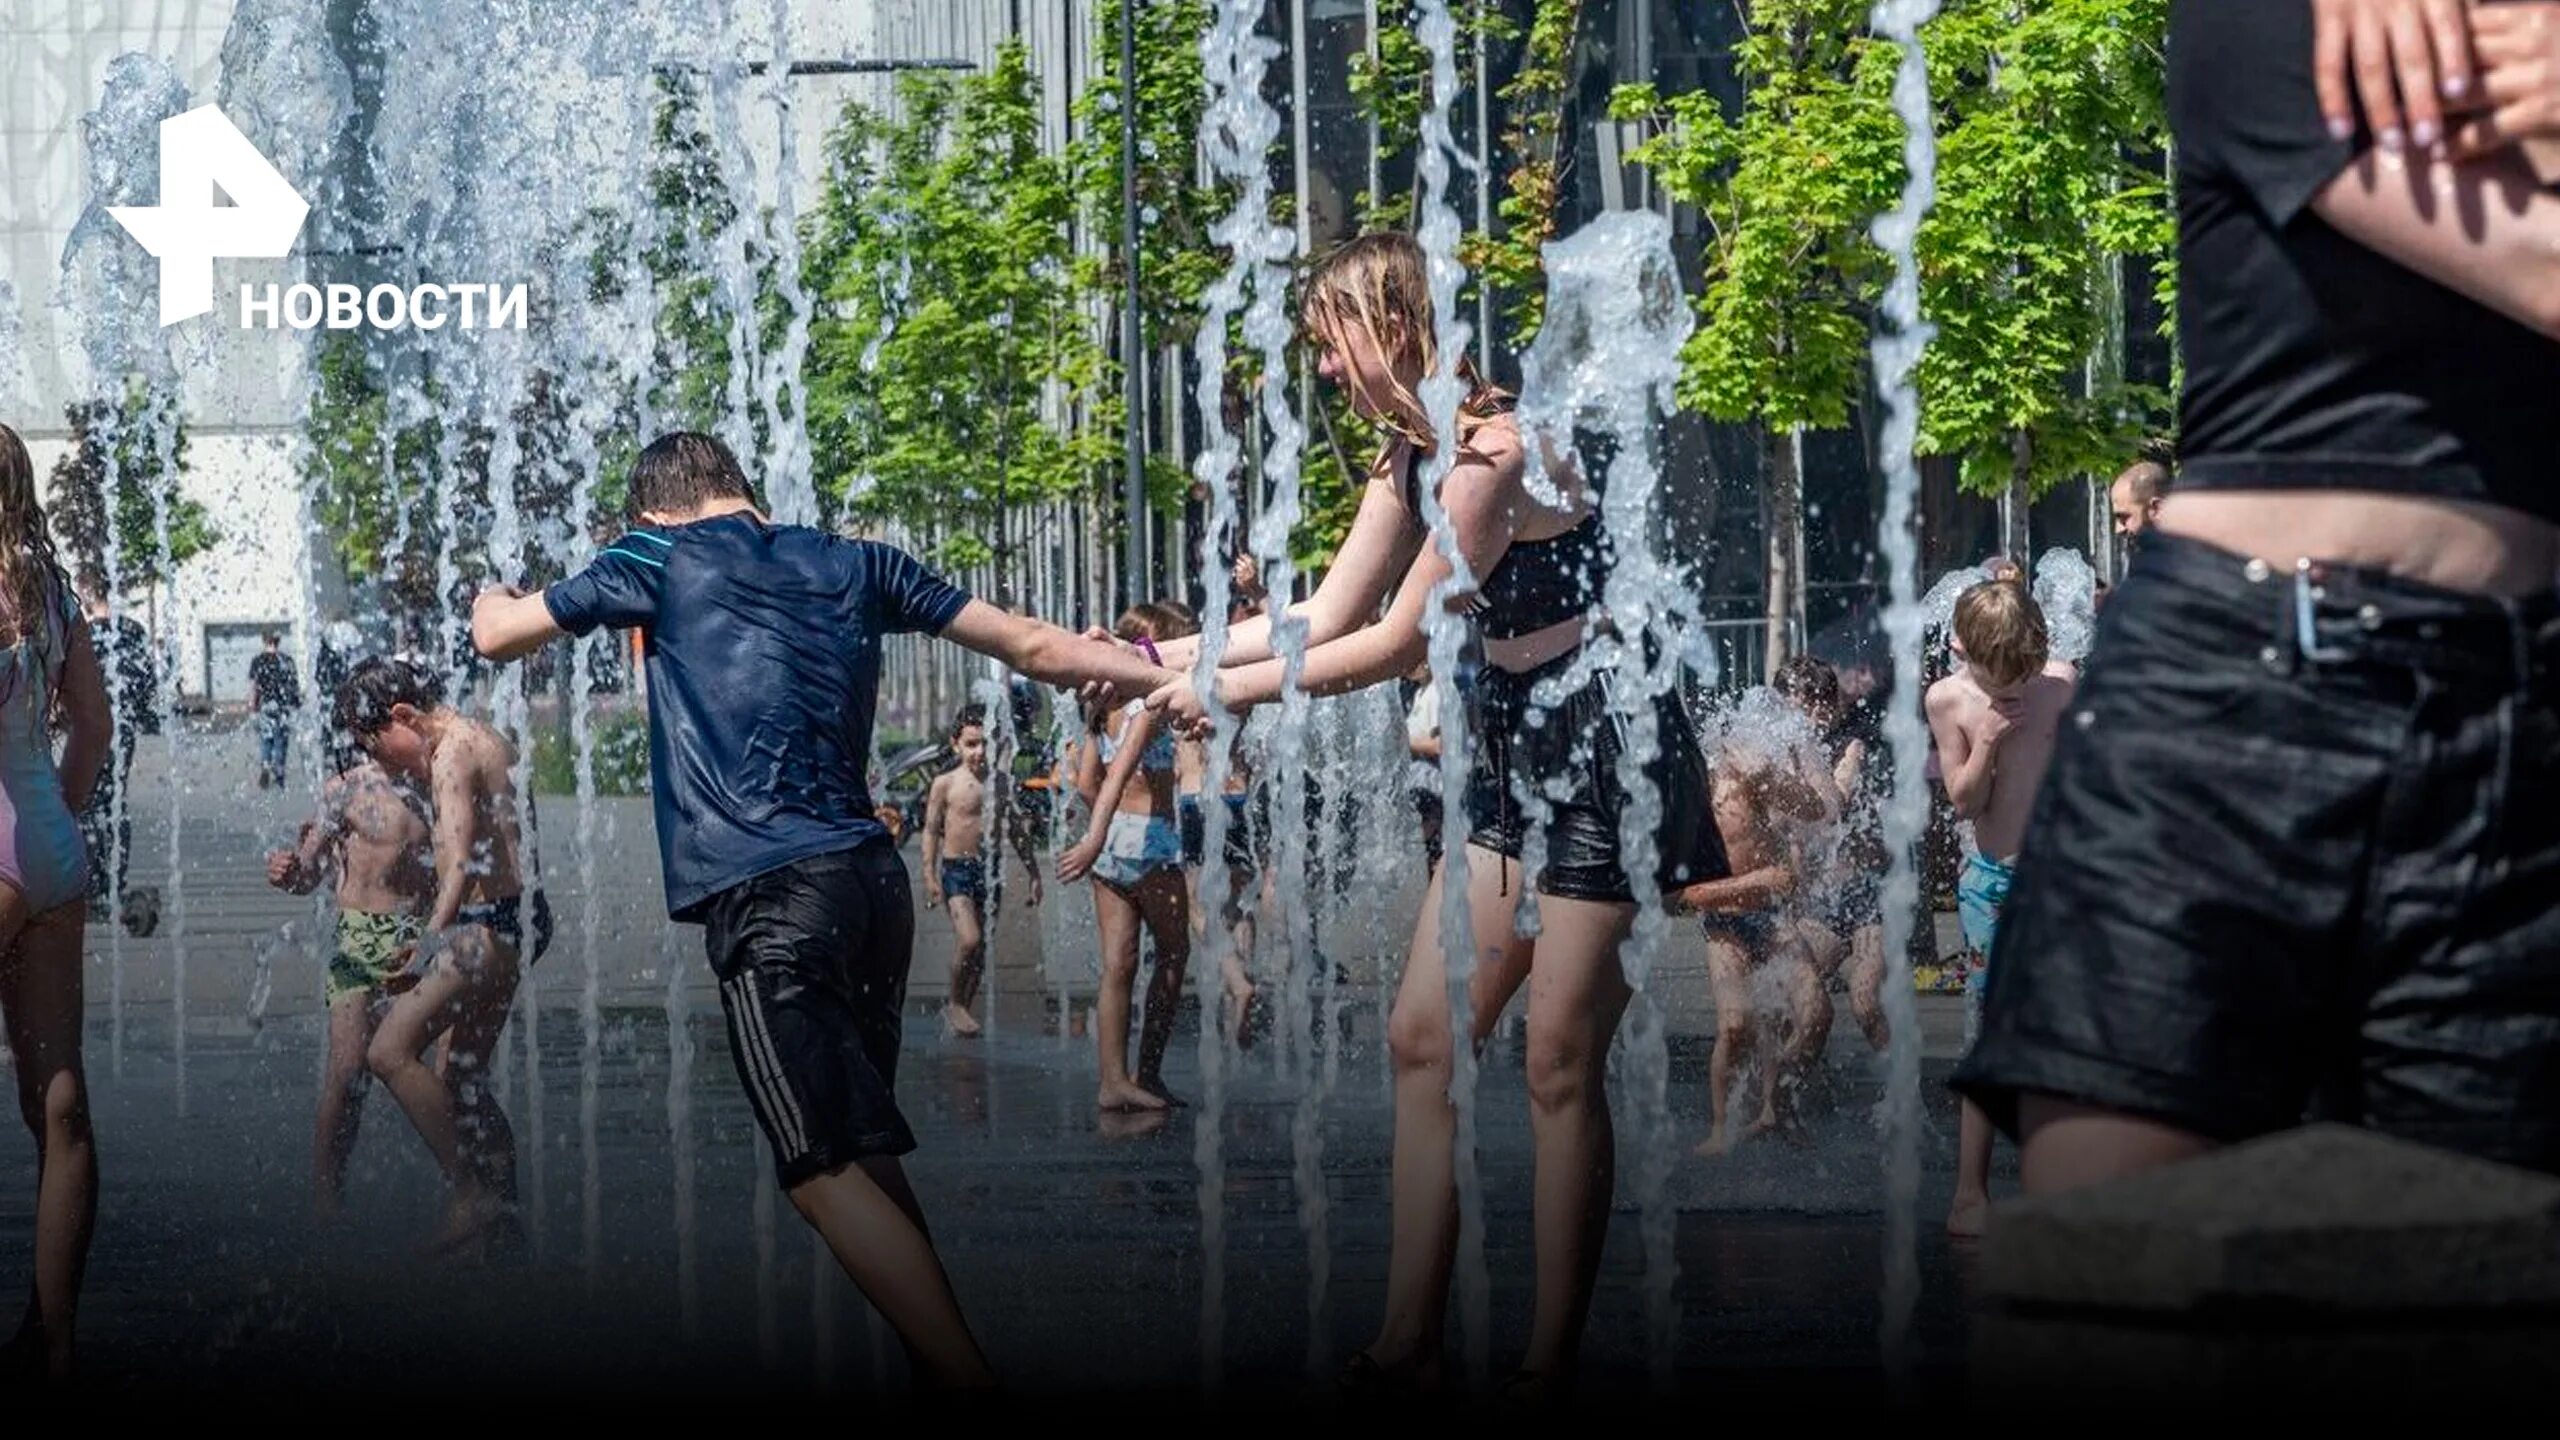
[7,723,1998,1408]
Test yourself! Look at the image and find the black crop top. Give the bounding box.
[1400,395,1609,640]
[2170,0,2560,528]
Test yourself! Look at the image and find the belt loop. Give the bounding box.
[2246,554,2292,675]
[2293,559,2349,666]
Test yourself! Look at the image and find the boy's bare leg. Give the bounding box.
[943,895,984,1037]
[1698,933,1767,1157]
[1847,924,1890,1052]
[1771,944,1834,1141]
[367,932,517,1247]
[1948,1098,1997,1238]
[314,991,378,1219]
[2016,1094,2214,1196]
[788,1155,994,1390]
[441,930,523,1220]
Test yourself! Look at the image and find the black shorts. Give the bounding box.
[1952,532,2560,1172]
[1179,792,1263,873]
[1701,908,1783,951]
[700,841,919,1187]
[458,890,553,964]
[1464,650,1728,903]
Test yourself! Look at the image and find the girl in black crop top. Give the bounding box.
[1138,231,1728,1393]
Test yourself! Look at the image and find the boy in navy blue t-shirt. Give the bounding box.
[471,432,1171,1387]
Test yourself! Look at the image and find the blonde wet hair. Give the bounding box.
[1953,579,2049,692]
[1300,232,1509,455]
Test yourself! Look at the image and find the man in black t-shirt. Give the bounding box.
[1954,0,2560,1189]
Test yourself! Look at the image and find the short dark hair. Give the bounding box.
[1775,654,1840,713]
[333,657,444,737]
[628,431,755,518]
[263,631,282,647]
[950,703,986,739]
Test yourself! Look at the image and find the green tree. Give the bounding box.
[299,333,443,618]
[1462,0,1586,345]
[804,41,1119,593]
[47,386,215,594]
[1614,0,1903,673]
[1915,0,2172,556]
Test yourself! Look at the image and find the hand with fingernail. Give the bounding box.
[2312,0,2481,158]
[2445,3,2560,158]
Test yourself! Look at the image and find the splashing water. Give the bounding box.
[0,282,27,417]
[1516,209,1712,1388]
[1407,0,1495,1389]
[663,925,701,1336]
[63,53,191,1109]
[1187,0,1303,1390]
[2032,546,2098,664]
[1868,0,1945,1393]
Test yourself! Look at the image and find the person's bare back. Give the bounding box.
[427,714,526,911]
[1927,658,2074,862]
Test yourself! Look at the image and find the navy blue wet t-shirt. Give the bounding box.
[544,513,971,919]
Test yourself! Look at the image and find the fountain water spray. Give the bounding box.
[1516,209,1714,1389]
[1185,0,1303,1390]
[2031,546,2098,664]
[1407,0,1495,1388]
[62,55,190,1109]
[662,923,702,1336]
[756,0,819,528]
[1868,0,1944,1391]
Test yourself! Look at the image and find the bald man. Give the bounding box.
[2109,460,2168,541]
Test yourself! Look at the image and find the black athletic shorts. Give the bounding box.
[1952,532,2560,1173]
[1464,649,1728,904]
[700,840,919,1186]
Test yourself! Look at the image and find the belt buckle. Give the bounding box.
[2294,559,2351,664]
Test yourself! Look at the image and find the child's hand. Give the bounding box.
[924,880,944,910]
[264,849,299,889]
[1978,702,2019,750]
[1058,836,1102,884]
[381,944,424,996]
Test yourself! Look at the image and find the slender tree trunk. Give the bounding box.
[2006,428,2034,564]
[1762,422,1801,681]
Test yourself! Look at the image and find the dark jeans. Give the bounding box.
[1954,532,2560,1172]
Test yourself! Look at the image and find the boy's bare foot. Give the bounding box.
[1137,1076,1188,1108]
[1697,1111,1779,1157]
[1096,1107,1170,1141]
[1946,1192,1990,1239]
[942,1003,982,1039]
[1098,1080,1169,1112]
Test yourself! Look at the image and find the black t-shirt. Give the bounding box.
[2171,0,2560,525]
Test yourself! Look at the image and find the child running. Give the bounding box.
[921,705,993,1038]
[265,747,435,1220]
[1927,577,2074,1237]
[469,431,1171,1389]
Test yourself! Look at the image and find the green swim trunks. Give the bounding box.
[326,910,423,1003]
